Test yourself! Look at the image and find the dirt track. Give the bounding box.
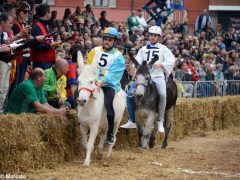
[28,127,240,180]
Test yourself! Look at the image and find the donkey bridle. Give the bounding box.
[136,74,151,89]
[78,82,100,99]
[136,82,148,88]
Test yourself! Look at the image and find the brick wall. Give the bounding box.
[117,0,145,10]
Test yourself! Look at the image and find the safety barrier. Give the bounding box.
[181,80,240,98]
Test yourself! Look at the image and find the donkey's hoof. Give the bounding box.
[83,160,90,166]
[149,140,155,149]
[138,145,148,150]
[106,153,111,158]
[96,152,103,160]
[137,146,144,151]
[161,143,168,149]
[142,146,148,150]
[136,143,142,148]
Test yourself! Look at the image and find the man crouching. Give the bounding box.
[4,68,68,115]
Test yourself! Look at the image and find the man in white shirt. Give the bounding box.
[195,9,212,34]
[136,9,147,31]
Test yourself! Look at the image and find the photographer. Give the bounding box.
[12,1,31,85]
[0,10,34,112]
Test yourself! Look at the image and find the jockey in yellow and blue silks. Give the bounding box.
[87,27,125,144]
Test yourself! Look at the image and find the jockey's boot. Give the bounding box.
[158,121,165,133]
[120,121,137,128]
[106,133,114,145]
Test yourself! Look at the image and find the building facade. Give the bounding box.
[24,0,240,32]
[209,0,240,32]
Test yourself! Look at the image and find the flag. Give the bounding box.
[170,0,184,10]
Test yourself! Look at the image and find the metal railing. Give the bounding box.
[180,80,240,98]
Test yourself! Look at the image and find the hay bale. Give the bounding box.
[115,110,138,149]
[118,96,240,144]
[171,96,239,140]
[0,112,81,173]
[1,96,240,173]
[222,96,240,128]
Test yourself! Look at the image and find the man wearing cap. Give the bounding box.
[87,27,125,144]
[121,26,175,134]
[130,27,143,43]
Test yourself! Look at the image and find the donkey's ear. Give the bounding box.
[148,54,159,68]
[129,53,139,68]
[77,68,81,76]
[77,51,84,72]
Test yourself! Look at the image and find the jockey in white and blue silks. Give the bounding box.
[87,27,125,144]
[121,26,175,133]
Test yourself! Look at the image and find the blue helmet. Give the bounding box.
[102,27,119,39]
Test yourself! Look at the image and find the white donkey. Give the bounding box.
[76,51,126,166]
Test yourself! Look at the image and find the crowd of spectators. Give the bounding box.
[0,2,240,114]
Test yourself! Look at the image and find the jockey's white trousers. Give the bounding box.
[151,77,166,123]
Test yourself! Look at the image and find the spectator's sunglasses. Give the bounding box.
[22,10,30,14]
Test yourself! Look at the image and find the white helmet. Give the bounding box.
[148,26,162,36]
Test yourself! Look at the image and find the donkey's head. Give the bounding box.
[77,51,99,107]
[131,54,159,99]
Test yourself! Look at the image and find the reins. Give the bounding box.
[125,76,151,98]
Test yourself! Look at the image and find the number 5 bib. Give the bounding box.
[93,47,121,80]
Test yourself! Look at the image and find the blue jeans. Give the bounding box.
[126,82,136,123]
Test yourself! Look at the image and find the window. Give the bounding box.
[84,0,116,8]
[95,0,108,7]
[34,0,55,5]
[34,0,43,4]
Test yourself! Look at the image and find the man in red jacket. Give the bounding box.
[31,4,61,70]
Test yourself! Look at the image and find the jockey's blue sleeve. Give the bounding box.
[103,54,125,91]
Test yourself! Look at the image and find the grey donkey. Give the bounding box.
[131,55,178,149]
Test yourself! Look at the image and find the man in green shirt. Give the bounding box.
[4,68,68,115]
[43,58,69,108]
[127,10,140,35]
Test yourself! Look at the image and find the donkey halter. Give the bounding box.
[78,82,100,99]
[136,73,151,89]
[136,82,148,88]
